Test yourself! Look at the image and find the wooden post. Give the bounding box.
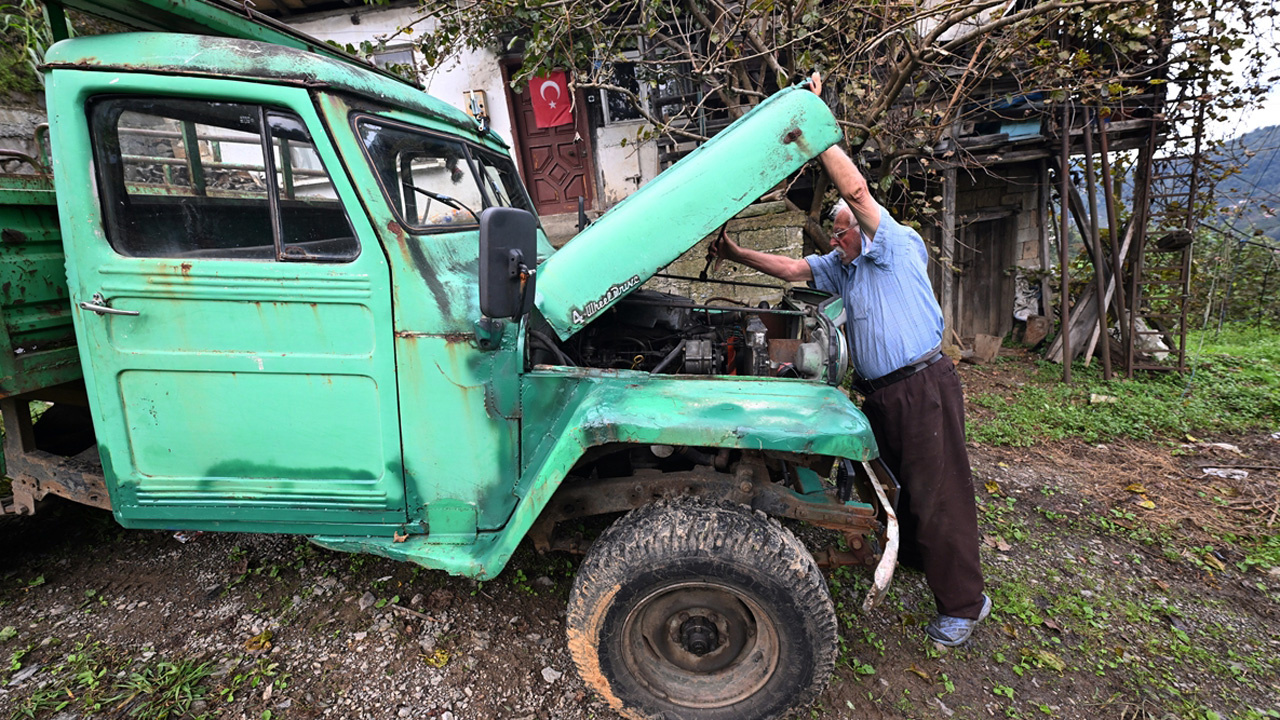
[1081,111,1112,379]
[940,165,957,348]
[803,169,832,255]
[1059,103,1072,383]
[1125,121,1159,378]
[1097,109,1129,357]
[1038,159,1053,321]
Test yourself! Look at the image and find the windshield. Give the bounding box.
[355,116,535,232]
[472,147,536,215]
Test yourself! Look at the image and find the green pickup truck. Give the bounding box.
[0,1,901,717]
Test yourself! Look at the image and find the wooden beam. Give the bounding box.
[940,164,958,348]
[1058,103,1072,383]
[1097,110,1130,356]
[1081,112,1112,379]
[1037,159,1053,325]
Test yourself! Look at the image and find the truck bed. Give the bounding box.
[1,172,105,515]
[0,173,81,399]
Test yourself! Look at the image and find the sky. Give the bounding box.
[1211,23,1280,139]
[1219,77,1280,139]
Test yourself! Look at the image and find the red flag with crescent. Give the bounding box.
[530,71,573,128]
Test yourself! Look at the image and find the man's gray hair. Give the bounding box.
[829,198,851,220]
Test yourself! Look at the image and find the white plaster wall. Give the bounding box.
[919,0,1012,42]
[286,7,515,149]
[593,121,660,208]
[287,5,665,214]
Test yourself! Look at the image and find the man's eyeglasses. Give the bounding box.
[831,228,851,240]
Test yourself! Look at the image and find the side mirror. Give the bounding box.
[479,207,537,319]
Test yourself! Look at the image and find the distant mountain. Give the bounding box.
[1215,124,1280,243]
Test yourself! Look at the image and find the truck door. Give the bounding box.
[48,75,406,532]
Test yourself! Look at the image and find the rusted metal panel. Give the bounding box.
[534,87,841,339]
[526,462,883,569]
[0,175,81,399]
[1,398,109,515]
[44,68,408,532]
[312,371,881,580]
[312,94,528,532]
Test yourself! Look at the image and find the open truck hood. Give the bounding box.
[533,87,842,340]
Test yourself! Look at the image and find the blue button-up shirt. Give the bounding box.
[805,205,943,381]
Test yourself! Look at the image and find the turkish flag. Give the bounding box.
[530,71,573,128]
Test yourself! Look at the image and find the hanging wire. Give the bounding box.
[1178,246,1222,400]
[1179,226,1248,400]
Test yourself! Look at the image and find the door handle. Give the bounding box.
[80,293,140,316]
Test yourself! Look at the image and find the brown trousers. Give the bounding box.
[861,359,985,619]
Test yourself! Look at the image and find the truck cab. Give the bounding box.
[3,7,900,718]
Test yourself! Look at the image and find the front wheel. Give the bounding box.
[566,499,836,720]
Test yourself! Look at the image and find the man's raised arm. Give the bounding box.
[808,72,881,239]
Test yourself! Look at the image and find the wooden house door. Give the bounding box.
[503,63,594,216]
[952,217,1016,340]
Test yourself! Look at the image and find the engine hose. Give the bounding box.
[675,446,718,466]
[529,330,576,367]
[651,339,687,374]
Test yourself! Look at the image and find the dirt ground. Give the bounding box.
[1,357,1277,720]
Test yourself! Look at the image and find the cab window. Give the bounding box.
[355,116,534,232]
[472,147,535,215]
[88,97,359,262]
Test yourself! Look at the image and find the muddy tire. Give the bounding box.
[566,499,837,720]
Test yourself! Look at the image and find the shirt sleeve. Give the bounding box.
[805,251,844,295]
[858,205,895,268]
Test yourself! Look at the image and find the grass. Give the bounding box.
[971,504,1279,719]
[968,324,1279,446]
[6,637,295,720]
[9,640,215,720]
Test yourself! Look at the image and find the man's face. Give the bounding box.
[831,209,862,264]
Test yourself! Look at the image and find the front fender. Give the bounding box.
[522,370,876,471]
[460,370,878,576]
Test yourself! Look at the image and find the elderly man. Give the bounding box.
[710,73,989,646]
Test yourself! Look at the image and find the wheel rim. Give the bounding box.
[619,580,781,709]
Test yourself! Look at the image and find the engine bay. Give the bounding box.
[529,286,849,384]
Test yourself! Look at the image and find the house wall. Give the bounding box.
[285,7,515,146]
[648,201,807,307]
[592,121,660,207]
[286,4,661,216]
[928,161,1045,339]
[0,97,47,173]
[953,164,1043,271]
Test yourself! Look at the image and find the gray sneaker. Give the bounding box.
[926,594,992,647]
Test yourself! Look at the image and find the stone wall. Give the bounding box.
[0,95,47,174]
[645,200,810,307]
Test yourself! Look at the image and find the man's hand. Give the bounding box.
[709,227,813,284]
[709,226,739,263]
[808,71,823,96]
